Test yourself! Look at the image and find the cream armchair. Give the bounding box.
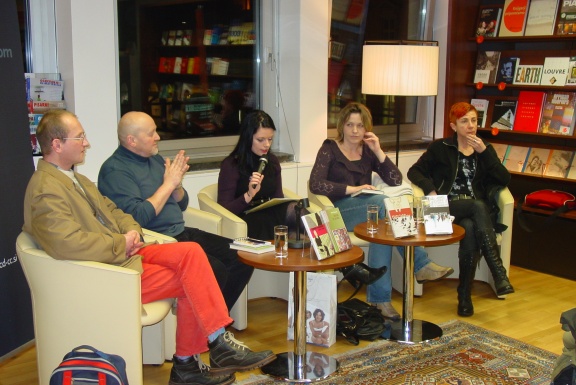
[197,184,306,322]
[16,230,175,385]
[405,185,514,298]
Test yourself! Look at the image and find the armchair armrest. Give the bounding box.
[412,184,425,198]
[197,191,248,239]
[307,181,335,210]
[183,207,222,235]
[143,228,176,244]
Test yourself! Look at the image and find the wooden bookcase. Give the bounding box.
[445,0,576,280]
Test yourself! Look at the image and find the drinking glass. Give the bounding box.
[274,225,288,258]
[413,196,423,224]
[366,204,379,234]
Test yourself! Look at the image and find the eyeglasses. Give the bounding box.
[63,133,87,141]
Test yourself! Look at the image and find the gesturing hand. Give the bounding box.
[164,150,190,189]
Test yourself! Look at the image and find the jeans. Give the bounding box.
[335,194,431,303]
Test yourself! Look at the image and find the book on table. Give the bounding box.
[539,91,576,135]
[498,0,529,37]
[421,195,453,235]
[383,196,417,239]
[301,212,337,260]
[350,188,385,197]
[513,91,546,133]
[229,237,274,254]
[317,207,352,253]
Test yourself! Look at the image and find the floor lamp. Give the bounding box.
[361,40,439,165]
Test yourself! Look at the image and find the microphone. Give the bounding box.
[252,156,268,189]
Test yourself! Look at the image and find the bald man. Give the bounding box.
[98,111,253,312]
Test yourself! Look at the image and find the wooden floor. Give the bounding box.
[1,264,573,385]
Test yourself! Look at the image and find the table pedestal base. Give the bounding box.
[384,319,442,343]
[261,352,339,383]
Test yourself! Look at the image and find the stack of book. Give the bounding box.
[229,237,274,254]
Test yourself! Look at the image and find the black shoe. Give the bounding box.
[169,355,235,385]
[209,331,276,376]
[340,263,386,289]
[457,294,474,317]
[495,278,515,296]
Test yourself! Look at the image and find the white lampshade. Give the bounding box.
[362,43,439,96]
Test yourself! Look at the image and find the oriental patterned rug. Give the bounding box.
[237,320,558,385]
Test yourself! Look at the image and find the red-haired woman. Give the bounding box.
[408,102,514,317]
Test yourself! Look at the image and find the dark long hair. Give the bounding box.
[230,110,277,175]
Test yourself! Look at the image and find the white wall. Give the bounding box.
[48,0,444,182]
[54,0,120,180]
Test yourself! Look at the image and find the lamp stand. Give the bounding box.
[288,199,311,249]
[394,97,400,165]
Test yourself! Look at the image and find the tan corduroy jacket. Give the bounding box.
[23,159,143,268]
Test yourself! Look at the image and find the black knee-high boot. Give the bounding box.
[478,232,514,296]
[457,251,479,317]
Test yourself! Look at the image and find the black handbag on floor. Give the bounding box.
[336,298,386,345]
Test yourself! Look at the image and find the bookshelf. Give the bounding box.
[135,0,257,140]
[445,0,576,279]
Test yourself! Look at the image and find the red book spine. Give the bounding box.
[514,91,546,132]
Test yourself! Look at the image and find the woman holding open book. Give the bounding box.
[309,102,453,320]
[408,102,514,317]
[218,110,301,240]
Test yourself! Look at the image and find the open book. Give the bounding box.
[351,189,384,198]
[243,197,299,214]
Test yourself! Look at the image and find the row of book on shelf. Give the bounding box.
[474,52,576,87]
[158,56,229,76]
[160,21,255,47]
[492,143,576,179]
[25,73,66,156]
[471,90,576,136]
[475,0,576,38]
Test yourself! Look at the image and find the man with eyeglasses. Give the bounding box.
[23,110,276,385]
[97,111,253,315]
